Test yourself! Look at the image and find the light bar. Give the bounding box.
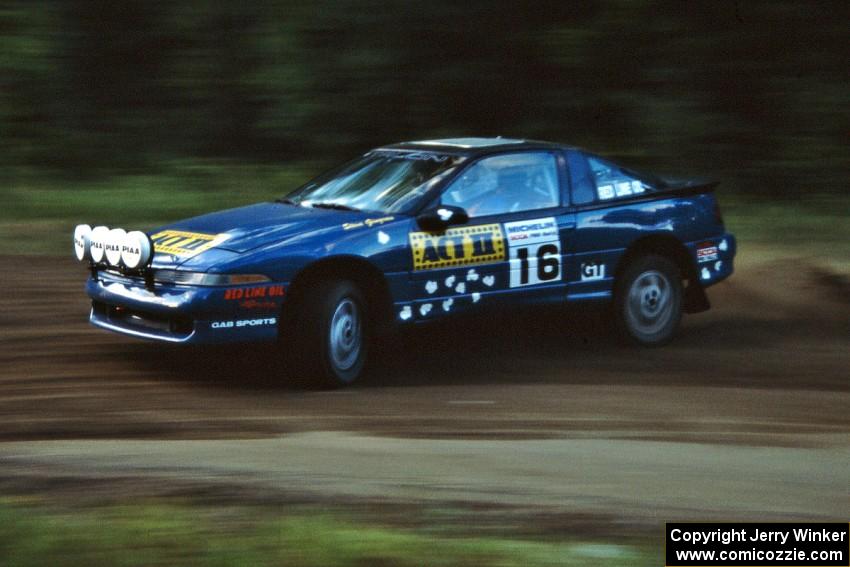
[75,225,154,270]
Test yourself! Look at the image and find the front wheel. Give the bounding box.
[614,255,683,346]
[289,280,369,387]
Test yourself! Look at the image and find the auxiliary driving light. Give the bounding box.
[89,225,110,263]
[73,224,92,261]
[105,228,127,266]
[121,230,153,269]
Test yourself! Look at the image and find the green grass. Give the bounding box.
[0,500,652,567]
[0,161,317,255]
[723,195,850,274]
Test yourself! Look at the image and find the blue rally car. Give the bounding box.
[73,137,736,386]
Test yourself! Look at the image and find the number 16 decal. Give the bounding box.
[512,242,561,287]
[504,217,562,288]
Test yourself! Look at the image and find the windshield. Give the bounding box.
[286,150,464,213]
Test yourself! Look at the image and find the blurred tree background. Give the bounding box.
[0,0,848,252]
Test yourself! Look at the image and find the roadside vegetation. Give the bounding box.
[1,2,846,268]
[0,162,315,255]
[0,500,652,567]
[723,195,850,274]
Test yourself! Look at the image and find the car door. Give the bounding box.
[406,150,574,320]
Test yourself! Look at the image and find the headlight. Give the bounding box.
[89,225,110,263]
[153,270,271,286]
[73,224,92,261]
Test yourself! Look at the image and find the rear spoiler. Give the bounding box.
[659,178,720,196]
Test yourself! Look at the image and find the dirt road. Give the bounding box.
[1,253,848,525]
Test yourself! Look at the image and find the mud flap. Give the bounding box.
[683,281,710,314]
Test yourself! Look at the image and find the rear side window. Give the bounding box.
[587,155,655,202]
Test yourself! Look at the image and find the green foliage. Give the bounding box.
[0,1,847,197]
[1,1,847,260]
[0,500,652,566]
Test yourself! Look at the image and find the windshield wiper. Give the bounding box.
[274,197,298,205]
[309,202,361,212]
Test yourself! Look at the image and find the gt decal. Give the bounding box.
[580,262,606,281]
[150,230,230,258]
[409,224,505,271]
[505,217,561,288]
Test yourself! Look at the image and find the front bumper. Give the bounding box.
[86,271,285,344]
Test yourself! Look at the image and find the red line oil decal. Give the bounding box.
[224,285,285,301]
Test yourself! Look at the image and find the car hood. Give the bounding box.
[149,202,383,267]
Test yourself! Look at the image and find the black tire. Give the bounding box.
[287,280,369,387]
[614,254,683,346]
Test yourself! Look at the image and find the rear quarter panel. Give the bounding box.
[568,194,725,298]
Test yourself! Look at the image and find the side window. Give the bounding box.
[587,155,654,202]
[441,152,559,218]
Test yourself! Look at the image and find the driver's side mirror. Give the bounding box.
[416,205,469,231]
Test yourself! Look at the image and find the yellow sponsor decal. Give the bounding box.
[150,230,229,257]
[410,224,505,270]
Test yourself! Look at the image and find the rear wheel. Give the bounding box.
[288,280,368,387]
[615,255,682,346]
